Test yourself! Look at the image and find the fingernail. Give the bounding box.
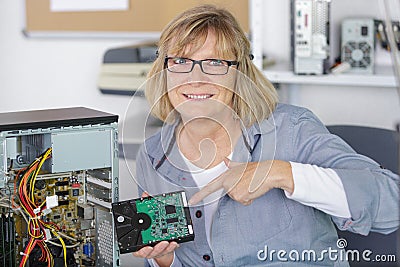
[223,158,230,167]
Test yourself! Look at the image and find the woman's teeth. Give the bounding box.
[185,94,212,99]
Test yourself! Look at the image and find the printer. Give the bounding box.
[98,43,157,96]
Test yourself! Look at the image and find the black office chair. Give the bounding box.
[327,125,400,267]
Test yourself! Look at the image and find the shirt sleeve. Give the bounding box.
[284,161,351,218]
[148,258,161,267]
[290,108,399,235]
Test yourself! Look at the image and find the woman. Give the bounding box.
[132,5,399,267]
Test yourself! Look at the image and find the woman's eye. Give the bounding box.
[209,59,224,66]
[173,58,187,64]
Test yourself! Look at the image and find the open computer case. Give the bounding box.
[0,107,120,267]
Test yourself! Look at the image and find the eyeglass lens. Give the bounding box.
[166,58,231,75]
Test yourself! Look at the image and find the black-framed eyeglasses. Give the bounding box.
[164,57,238,75]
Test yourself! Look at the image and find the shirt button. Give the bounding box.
[195,210,202,218]
[203,254,211,261]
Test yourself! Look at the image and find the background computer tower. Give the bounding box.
[0,107,120,267]
[291,0,331,75]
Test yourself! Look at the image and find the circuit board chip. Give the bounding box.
[165,205,176,215]
[111,191,194,253]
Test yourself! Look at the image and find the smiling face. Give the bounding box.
[166,29,237,122]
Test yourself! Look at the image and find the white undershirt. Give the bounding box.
[182,156,227,246]
[286,161,351,218]
[148,159,351,267]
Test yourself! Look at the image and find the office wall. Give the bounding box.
[0,2,134,115]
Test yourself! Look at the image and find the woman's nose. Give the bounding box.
[190,63,206,81]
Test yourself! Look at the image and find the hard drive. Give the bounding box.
[112,191,195,253]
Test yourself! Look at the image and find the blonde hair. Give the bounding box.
[145,4,278,126]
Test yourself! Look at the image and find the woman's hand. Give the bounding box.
[189,159,294,206]
[133,241,178,267]
[132,192,179,267]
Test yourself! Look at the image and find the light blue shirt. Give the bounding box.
[135,103,399,266]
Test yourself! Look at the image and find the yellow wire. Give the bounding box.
[29,148,52,201]
[30,148,52,202]
[29,159,41,202]
[43,243,54,267]
[52,231,67,267]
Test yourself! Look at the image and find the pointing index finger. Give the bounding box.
[188,174,225,205]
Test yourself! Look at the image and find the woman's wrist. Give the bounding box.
[271,160,294,194]
[153,252,175,267]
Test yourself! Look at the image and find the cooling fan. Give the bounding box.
[342,41,372,69]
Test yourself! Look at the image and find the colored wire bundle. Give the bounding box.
[16,148,68,267]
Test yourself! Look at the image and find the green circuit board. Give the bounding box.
[135,191,193,244]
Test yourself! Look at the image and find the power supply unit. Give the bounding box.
[341,18,375,74]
